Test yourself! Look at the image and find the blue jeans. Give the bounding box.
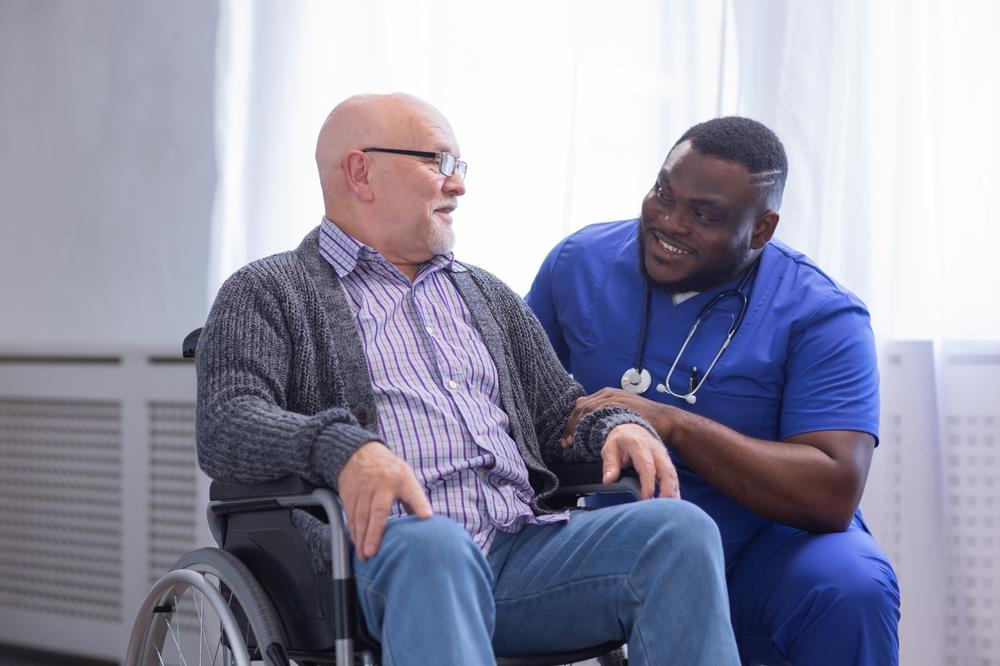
[353,499,740,666]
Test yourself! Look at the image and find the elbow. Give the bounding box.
[800,493,859,533]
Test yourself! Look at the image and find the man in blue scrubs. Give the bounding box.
[526,117,900,666]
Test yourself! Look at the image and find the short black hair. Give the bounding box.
[675,116,788,209]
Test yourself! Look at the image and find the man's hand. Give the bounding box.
[601,423,679,499]
[562,388,675,446]
[337,441,433,561]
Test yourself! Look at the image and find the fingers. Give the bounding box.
[562,397,590,447]
[562,389,620,447]
[630,446,657,500]
[338,442,431,561]
[361,491,395,559]
[654,450,680,499]
[399,475,434,519]
[603,424,679,501]
[601,440,622,484]
[348,490,370,560]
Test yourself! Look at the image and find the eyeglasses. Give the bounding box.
[361,147,467,179]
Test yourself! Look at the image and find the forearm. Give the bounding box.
[196,394,377,488]
[660,408,868,532]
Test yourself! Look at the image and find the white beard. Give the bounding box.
[428,219,456,255]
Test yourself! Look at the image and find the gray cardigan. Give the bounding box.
[196,227,651,513]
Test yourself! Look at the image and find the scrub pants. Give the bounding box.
[352,500,740,666]
[728,514,900,666]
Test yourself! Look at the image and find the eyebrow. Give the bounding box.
[657,176,725,209]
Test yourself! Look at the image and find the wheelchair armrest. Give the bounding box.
[549,462,641,499]
[210,475,318,501]
[182,327,202,359]
[209,476,324,516]
[207,477,355,585]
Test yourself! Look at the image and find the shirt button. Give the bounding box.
[447,379,458,390]
[427,326,436,336]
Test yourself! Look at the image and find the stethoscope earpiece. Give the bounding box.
[655,383,695,404]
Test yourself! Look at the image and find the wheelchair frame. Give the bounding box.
[124,329,635,665]
[127,467,637,665]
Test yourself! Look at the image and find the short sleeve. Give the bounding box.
[779,293,880,443]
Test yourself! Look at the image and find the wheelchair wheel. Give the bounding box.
[125,547,289,666]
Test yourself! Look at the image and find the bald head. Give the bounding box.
[313,93,466,281]
[315,93,454,213]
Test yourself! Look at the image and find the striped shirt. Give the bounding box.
[319,218,566,551]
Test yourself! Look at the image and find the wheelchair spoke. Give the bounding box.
[131,550,283,666]
[210,587,235,666]
[166,594,188,665]
[195,589,208,666]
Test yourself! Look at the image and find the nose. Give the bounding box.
[445,169,466,196]
[659,206,690,236]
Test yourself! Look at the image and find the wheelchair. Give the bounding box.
[124,330,636,666]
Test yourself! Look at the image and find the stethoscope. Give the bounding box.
[620,260,760,404]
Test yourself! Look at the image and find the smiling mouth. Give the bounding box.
[649,230,692,256]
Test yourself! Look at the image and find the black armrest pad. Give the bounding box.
[182,327,202,359]
[209,475,317,501]
[549,463,638,485]
[549,462,641,499]
[549,462,604,486]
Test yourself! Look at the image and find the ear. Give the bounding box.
[750,210,779,249]
[342,150,375,203]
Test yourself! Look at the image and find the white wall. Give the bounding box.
[0,0,218,348]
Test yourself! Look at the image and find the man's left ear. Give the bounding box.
[751,211,779,249]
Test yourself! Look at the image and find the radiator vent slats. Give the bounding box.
[0,397,123,621]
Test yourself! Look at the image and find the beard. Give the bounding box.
[637,226,749,294]
[427,218,456,255]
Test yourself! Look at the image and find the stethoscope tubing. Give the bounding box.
[623,259,760,402]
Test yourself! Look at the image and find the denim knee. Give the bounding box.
[641,499,723,554]
[371,515,488,581]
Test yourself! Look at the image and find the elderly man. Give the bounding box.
[196,93,740,665]
[527,116,900,665]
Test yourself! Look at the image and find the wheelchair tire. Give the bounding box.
[125,547,289,666]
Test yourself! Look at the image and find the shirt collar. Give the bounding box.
[319,217,466,278]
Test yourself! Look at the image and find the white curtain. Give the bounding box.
[728,4,1000,664]
[210,2,1000,663]
[207,0,736,299]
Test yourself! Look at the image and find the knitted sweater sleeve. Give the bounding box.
[195,263,380,489]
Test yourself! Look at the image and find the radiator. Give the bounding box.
[862,341,1000,666]
[0,349,208,661]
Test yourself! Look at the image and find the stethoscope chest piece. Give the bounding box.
[621,367,652,394]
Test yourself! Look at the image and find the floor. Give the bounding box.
[0,645,116,666]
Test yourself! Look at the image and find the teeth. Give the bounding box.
[657,238,691,255]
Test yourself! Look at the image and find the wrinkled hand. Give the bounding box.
[562,388,670,447]
[601,423,679,499]
[337,441,433,561]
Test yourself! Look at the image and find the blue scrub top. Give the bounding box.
[526,219,880,561]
